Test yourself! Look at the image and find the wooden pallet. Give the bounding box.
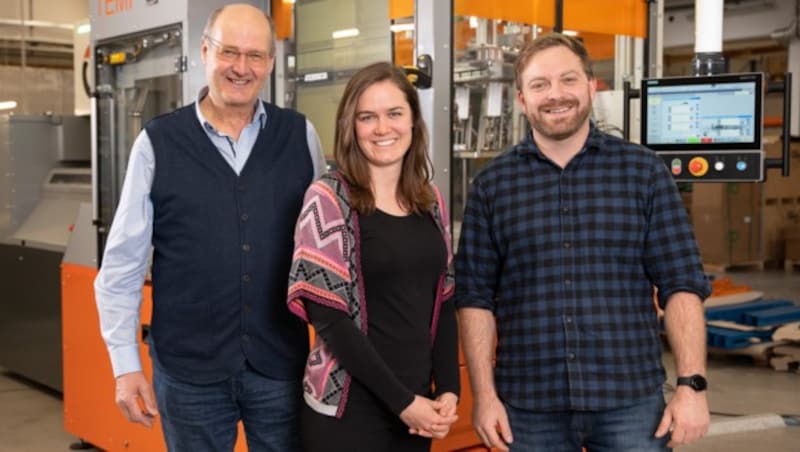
[703,261,765,274]
[708,342,778,366]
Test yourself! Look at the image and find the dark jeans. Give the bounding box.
[504,389,670,452]
[152,361,302,452]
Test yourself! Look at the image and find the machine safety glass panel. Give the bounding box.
[294,0,392,157]
[94,24,183,254]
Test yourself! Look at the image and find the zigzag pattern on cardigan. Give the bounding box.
[288,173,363,417]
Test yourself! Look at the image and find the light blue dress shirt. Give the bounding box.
[95,88,326,377]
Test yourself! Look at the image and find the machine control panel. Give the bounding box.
[659,151,763,182]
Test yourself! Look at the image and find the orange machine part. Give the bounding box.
[271,0,293,41]
[62,263,482,450]
[61,263,247,451]
[390,0,645,37]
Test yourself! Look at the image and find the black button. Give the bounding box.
[568,353,576,361]
[242,274,251,282]
[244,304,251,312]
[242,244,251,252]
[565,279,572,285]
[240,213,249,222]
[565,316,573,324]
[238,184,246,192]
[563,242,571,248]
[242,334,250,342]
[562,207,569,214]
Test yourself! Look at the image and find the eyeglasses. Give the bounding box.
[203,35,270,67]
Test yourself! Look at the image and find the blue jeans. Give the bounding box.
[152,361,302,452]
[504,390,670,452]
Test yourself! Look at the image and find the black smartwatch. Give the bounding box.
[676,374,707,392]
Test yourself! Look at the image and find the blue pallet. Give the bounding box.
[741,306,800,327]
[705,299,794,322]
[706,325,774,349]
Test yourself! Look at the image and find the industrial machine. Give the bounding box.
[0,114,90,392]
[623,0,792,183]
[294,0,392,155]
[451,24,535,235]
[60,0,658,450]
[634,71,793,183]
[641,72,766,181]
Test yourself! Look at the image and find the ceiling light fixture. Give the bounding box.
[332,28,360,39]
[390,23,414,33]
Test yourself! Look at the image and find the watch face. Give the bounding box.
[690,375,708,391]
[678,374,708,391]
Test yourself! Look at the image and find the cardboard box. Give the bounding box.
[691,141,800,266]
[691,183,762,266]
[763,200,787,262]
[785,225,800,261]
[764,134,782,159]
[763,138,800,200]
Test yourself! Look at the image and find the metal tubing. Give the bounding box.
[623,81,631,140]
[764,74,793,177]
[90,96,99,223]
[783,72,792,177]
[555,0,563,33]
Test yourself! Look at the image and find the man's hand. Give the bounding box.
[655,387,709,448]
[115,371,159,428]
[400,395,457,439]
[473,393,513,451]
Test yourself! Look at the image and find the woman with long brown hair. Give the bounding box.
[287,61,459,451]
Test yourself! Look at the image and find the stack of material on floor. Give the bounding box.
[770,323,800,371]
[704,291,800,372]
[708,277,752,298]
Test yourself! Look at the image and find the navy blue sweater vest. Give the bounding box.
[145,102,311,383]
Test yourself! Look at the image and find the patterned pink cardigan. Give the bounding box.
[286,172,454,418]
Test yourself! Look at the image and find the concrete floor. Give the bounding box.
[0,269,798,451]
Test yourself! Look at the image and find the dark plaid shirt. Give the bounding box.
[455,125,710,412]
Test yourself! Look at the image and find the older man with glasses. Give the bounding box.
[94,3,325,451]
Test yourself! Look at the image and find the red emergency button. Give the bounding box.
[688,157,709,177]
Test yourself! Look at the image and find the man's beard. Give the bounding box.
[529,98,592,141]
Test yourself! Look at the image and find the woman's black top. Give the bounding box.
[305,209,459,415]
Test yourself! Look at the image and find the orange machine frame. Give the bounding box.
[62,262,483,451]
[62,263,248,451]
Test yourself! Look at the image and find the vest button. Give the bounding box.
[242,274,251,282]
[242,244,251,252]
[240,213,249,222]
[238,184,246,192]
